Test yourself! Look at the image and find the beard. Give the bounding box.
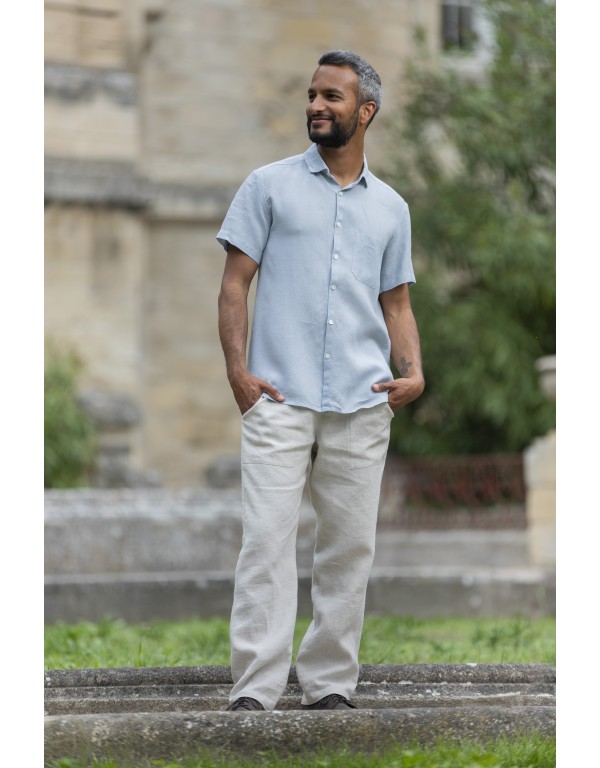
[307,106,360,148]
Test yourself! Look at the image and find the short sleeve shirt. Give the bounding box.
[216,143,415,414]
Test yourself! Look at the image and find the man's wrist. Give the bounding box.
[397,372,424,392]
[227,365,248,385]
[404,374,425,396]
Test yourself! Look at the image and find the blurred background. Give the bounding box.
[44,0,555,622]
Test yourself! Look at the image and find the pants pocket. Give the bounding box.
[241,395,266,420]
[349,404,392,469]
[242,400,296,467]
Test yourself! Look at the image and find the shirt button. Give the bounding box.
[335,221,342,227]
[324,353,331,359]
[338,191,344,197]
[328,319,334,325]
[333,253,339,260]
[330,284,336,290]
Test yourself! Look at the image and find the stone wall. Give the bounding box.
[45,0,445,486]
[142,220,251,485]
[138,0,440,186]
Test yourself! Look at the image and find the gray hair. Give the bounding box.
[318,50,382,124]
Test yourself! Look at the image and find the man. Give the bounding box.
[216,50,424,712]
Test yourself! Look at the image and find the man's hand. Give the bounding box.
[372,375,425,413]
[230,370,285,415]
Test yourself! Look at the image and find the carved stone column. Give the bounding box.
[77,390,162,488]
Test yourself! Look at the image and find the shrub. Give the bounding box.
[44,342,96,488]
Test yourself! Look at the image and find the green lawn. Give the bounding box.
[45,615,555,670]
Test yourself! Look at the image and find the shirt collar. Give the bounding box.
[303,143,370,187]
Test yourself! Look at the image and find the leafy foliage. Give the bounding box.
[381,0,555,455]
[44,341,96,487]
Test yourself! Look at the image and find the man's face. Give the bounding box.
[306,65,361,148]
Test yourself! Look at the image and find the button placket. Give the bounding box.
[322,186,345,408]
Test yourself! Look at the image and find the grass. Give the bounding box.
[45,734,556,767]
[45,615,555,670]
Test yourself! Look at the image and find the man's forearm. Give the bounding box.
[218,282,250,384]
[388,306,424,386]
[373,284,424,409]
[218,248,283,413]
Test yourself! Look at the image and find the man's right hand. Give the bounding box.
[230,371,285,415]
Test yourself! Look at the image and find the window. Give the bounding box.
[442,1,475,51]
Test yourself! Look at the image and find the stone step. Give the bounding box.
[45,663,555,716]
[45,708,555,763]
[44,662,556,687]
[45,681,556,715]
[44,665,555,761]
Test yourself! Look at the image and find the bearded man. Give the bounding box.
[217,50,424,712]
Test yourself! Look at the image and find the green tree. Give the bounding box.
[382,0,555,455]
[44,342,96,487]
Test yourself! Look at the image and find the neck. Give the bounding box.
[317,138,366,188]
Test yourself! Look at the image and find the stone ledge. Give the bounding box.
[45,157,150,208]
[45,62,137,106]
[44,567,556,623]
[45,489,530,574]
[44,487,244,519]
[45,156,234,218]
[45,707,555,762]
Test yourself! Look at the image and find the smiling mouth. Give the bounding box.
[310,117,333,126]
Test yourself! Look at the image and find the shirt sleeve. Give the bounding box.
[215,170,271,264]
[380,201,416,292]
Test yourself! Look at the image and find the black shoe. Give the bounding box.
[226,696,265,711]
[302,693,356,710]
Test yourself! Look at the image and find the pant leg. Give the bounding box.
[229,399,315,710]
[295,403,393,705]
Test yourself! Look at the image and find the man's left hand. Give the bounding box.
[372,376,425,413]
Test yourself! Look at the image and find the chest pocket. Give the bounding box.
[352,233,382,290]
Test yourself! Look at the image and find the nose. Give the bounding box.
[308,94,326,115]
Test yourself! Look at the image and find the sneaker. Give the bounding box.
[226,696,265,711]
[302,693,356,710]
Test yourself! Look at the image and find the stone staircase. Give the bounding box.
[45,664,555,762]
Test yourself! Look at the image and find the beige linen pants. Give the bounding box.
[229,398,393,710]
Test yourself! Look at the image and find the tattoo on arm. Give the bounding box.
[399,357,413,378]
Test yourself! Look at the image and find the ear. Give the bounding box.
[359,100,377,126]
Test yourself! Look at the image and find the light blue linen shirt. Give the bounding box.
[216,143,415,414]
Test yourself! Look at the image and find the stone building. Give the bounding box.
[44,0,490,487]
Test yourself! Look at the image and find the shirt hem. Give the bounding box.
[216,233,262,264]
[380,274,416,292]
[267,393,389,414]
